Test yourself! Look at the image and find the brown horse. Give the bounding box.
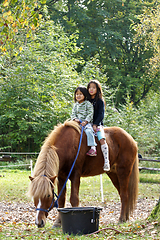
[28,120,139,228]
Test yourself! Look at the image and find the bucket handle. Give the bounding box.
[91,207,97,224]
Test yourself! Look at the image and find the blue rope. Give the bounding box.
[54,124,84,208]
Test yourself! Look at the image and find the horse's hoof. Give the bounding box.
[118,218,126,223]
[52,219,61,228]
[52,223,61,228]
[52,224,61,228]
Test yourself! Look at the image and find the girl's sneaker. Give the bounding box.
[86,149,97,156]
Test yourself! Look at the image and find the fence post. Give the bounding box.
[100,174,104,203]
[30,160,33,176]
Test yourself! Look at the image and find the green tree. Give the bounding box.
[0,20,82,152]
[133,2,160,98]
[47,0,159,106]
[104,91,160,156]
[0,0,45,55]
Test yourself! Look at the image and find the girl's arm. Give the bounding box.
[81,120,88,126]
[71,103,79,122]
[93,99,104,126]
[85,101,94,123]
[93,124,97,132]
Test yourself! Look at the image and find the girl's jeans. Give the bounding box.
[84,124,97,147]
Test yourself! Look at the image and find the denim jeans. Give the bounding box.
[84,124,97,147]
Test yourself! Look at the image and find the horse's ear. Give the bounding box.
[50,176,57,183]
[29,176,34,181]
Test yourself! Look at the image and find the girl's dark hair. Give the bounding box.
[74,86,89,102]
[87,79,103,101]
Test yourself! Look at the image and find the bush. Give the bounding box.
[104,92,160,157]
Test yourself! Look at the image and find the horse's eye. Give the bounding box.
[48,194,50,198]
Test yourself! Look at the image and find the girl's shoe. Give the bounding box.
[86,149,97,156]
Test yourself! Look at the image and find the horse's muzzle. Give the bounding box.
[36,219,45,228]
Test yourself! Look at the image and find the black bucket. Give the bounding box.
[58,207,102,235]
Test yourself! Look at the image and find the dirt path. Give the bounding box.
[0,198,157,226]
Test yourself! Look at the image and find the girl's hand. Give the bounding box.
[74,118,80,123]
[81,120,88,126]
[93,124,97,132]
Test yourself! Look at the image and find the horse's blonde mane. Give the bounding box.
[28,120,81,199]
[64,120,81,134]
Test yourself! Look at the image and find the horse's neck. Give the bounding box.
[55,128,83,168]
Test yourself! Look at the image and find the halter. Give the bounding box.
[36,124,84,213]
[36,176,58,213]
[36,188,58,213]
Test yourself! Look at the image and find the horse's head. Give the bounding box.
[29,175,57,228]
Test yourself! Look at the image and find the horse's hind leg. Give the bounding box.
[118,173,130,222]
[107,172,120,195]
[107,172,124,220]
[108,168,130,222]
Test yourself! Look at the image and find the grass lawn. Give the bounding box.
[0,169,160,239]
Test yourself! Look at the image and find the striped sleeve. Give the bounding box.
[85,101,93,123]
[71,103,78,120]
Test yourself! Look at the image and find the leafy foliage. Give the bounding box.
[0,19,81,151]
[0,0,159,155]
[0,0,44,55]
[133,2,160,83]
[104,92,160,156]
[148,198,160,222]
[47,0,160,106]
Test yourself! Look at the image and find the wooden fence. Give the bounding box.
[0,152,38,175]
[138,158,160,172]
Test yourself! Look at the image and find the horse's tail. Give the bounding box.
[126,154,139,219]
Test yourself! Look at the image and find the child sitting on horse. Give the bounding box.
[71,86,97,156]
[87,80,110,171]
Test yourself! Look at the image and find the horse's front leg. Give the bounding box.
[53,178,66,228]
[70,173,80,207]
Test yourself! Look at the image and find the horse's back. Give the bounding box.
[104,126,137,149]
